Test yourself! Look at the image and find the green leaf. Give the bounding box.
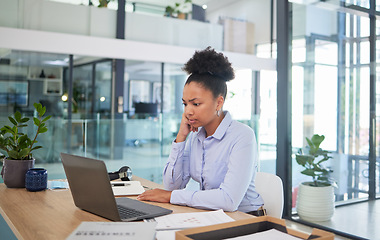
[20,117,29,123]
[33,117,41,126]
[8,150,19,159]
[42,115,51,122]
[18,135,28,144]
[18,124,28,128]
[311,134,325,149]
[8,116,17,126]
[41,106,46,116]
[317,157,329,165]
[306,137,312,147]
[296,154,313,166]
[14,111,22,122]
[301,169,316,177]
[39,127,48,133]
[33,103,41,111]
[2,126,14,134]
[317,176,328,181]
[19,148,30,159]
[31,146,42,151]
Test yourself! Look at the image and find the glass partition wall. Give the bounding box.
[0,48,277,184]
[290,0,380,237]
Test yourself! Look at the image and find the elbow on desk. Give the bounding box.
[191,202,238,212]
[221,200,239,212]
[213,194,240,212]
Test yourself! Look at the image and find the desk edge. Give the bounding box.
[0,205,24,240]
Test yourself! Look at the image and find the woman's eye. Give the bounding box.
[182,103,187,106]
[193,103,200,106]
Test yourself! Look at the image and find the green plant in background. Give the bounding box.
[296,134,337,187]
[0,103,51,160]
[98,0,114,7]
[165,5,175,17]
[165,0,192,17]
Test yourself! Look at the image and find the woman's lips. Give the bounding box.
[188,119,197,124]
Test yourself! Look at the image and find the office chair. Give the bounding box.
[255,172,284,218]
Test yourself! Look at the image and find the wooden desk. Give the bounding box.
[0,176,253,240]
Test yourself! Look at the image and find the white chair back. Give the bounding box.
[255,172,284,218]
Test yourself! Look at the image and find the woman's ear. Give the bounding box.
[216,95,224,110]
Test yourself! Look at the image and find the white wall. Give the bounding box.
[206,0,272,45]
[293,4,338,38]
[0,0,223,49]
[126,13,223,50]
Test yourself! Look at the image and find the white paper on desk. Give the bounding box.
[66,222,156,240]
[153,209,235,230]
[225,229,302,240]
[111,181,145,196]
[155,230,178,240]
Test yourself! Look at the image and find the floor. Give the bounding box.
[311,199,379,240]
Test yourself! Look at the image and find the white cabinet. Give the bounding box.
[43,79,62,95]
[28,67,63,95]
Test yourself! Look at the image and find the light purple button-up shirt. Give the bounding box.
[163,111,264,212]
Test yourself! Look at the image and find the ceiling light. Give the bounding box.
[61,94,68,102]
[43,60,68,66]
[202,4,207,9]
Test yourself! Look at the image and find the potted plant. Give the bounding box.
[0,103,51,188]
[166,0,192,19]
[295,134,337,222]
[164,6,175,17]
[97,0,113,8]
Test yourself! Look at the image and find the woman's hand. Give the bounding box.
[176,112,198,142]
[137,189,172,203]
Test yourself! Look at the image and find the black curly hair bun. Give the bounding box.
[183,46,235,81]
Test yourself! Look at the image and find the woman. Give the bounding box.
[137,47,264,215]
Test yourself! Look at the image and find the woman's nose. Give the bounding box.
[185,105,193,115]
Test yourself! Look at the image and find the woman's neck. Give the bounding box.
[204,111,225,137]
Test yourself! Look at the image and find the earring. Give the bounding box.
[217,109,220,117]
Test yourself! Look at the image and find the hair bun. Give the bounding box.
[182,47,235,81]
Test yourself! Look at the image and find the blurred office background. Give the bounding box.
[0,0,379,239]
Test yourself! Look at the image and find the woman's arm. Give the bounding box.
[162,137,191,190]
[137,140,191,203]
[170,128,259,212]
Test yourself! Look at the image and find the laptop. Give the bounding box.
[60,153,173,221]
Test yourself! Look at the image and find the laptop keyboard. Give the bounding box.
[117,205,147,219]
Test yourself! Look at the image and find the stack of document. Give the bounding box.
[153,209,234,230]
[66,222,156,240]
[150,209,235,240]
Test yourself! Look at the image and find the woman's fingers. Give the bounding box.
[137,188,172,203]
[190,125,198,132]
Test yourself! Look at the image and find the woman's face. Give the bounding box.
[182,81,223,130]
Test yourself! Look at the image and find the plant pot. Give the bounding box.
[177,13,187,19]
[296,182,335,222]
[1,158,35,188]
[25,168,48,192]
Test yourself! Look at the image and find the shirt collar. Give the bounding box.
[196,111,232,140]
